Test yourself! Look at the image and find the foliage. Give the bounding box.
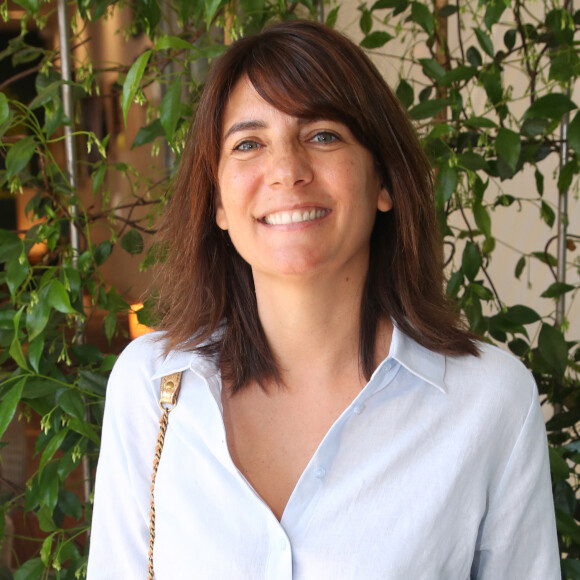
[0,0,578,577]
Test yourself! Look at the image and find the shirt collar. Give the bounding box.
[150,324,448,393]
[388,324,447,394]
[150,337,218,381]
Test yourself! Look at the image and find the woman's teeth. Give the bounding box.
[263,209,327,225]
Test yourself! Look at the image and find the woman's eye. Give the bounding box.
[311,131,338,144]
[234,140,260,152]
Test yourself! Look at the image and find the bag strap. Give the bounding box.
[148,371,183,579]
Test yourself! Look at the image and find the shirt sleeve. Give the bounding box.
[87,337,162,579]
[470,376,560,580]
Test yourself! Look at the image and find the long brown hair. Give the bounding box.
[155,19,478,391]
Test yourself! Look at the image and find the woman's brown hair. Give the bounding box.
[155,19,478,391]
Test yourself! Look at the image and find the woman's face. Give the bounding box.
[216,77,392,283]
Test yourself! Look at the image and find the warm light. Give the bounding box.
[128,303,154,339]
[28,242,49,264]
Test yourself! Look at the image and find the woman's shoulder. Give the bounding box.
[445,340,537,410]
[110,331,169,378]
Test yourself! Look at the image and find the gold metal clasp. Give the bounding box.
[159,372,183,411]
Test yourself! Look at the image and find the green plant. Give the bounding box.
[0,0,578,577]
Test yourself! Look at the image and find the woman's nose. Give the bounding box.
[266,144,314,188]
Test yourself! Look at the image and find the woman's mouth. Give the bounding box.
[262,208,329,225]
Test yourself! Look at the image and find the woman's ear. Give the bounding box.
[377,187,393,213]
[215,193,229,230]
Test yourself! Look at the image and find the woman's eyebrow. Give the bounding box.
[223,120,267,142]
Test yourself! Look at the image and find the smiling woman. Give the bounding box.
[87,19,560,580]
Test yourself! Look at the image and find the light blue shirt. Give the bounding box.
[87,326,560,579]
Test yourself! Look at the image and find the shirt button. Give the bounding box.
[353,403,364,415]
[313,466,326,479]
[383,361,393,372]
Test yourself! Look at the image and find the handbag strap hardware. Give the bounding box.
[148,371,183,579]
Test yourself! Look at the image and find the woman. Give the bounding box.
[87,20,560,579]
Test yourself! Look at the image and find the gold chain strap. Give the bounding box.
[147,371,183,580]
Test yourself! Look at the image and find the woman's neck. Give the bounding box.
[252,269,392,391]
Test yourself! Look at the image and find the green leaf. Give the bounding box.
[131,119,165,149]
[28,335,44,373]
[58,490,83,519]
[484,0,506,30]
[371,0,408,9]
[473,203,491,239]
[541,282,576,299]
[0,92,9,124]
[6,252,29,296]
[326,6,340,28]
[457,152,488,171]
[522,93,577,120]
[408,99,447,120]
[37,504,56,532]
[466,46,482,68]
[28,79,64,110]
[438,5,457,17]
[26,286,51,341]
[360,31,394,49]
[550,447,571,481]
[39,427,69,473]
[48,279,75,313]
[396,79,414,109]
[532,251,557,267]
[538,323,569,376]
[40,533,54,566]
[504,28,516,50]
[156,35,195,51]
[549,51,580,83]
[69,417,100,445]
[568,111,580,154]
[473,27,494,57]
[59,389,86,421]
[411,1,434,36]
[0,377,26,440]
[508,338,529,356]
[104,311,117,343]
[10,308,29,370]
[556,509,580,544]
[495,127,520,171]
[6,136,37,180]
[441,65,477,85]
[446,270,464,298]
[502,305,541,325]
[205,0,224,27]
[92,162,107,193]
[462,241,481,281]
[94,240,113,265]
[160,77,182,141]
[561,559,580,577]
[0,229,22,262]
[121,50,151,124]
[13,557,45,580]
[420,58,446,82]
[436,163,458,205]
[78,370,108,396]
[535,169,544,196]
[121,229,144,254]
[520,118,551,138]
[558,159,578,192]
[514,256,526,279]
[540,200,556,227]
[359,8,372,35]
